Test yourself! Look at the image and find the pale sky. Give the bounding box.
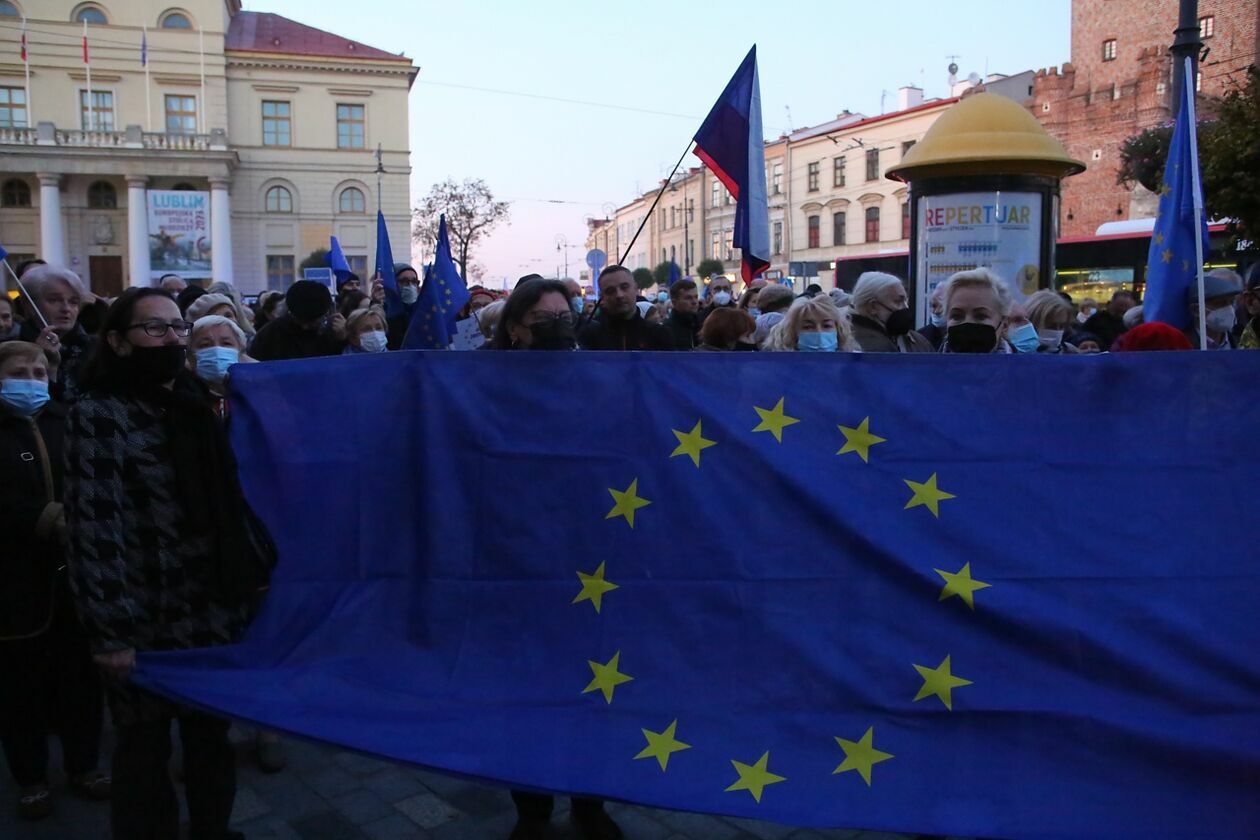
[250,0,1071,287]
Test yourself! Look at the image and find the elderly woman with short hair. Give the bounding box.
[764,295,859,352]
[343,308,390,354]
[1024,289,1078,353]
[849,271,933,353]
[187,315,257,406]
[939,268,1014,353]
[205,280,257,340]
[16,265,93,401]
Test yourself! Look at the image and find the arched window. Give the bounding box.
[338,187,365,214]
[1,178,31,207]
[73,4,108,24]
[864,206,881,243]
[172,182,197,191]
[0,2,21,18]
[159,10,192,28]
[88,180,117,209]
[265,186,293,213]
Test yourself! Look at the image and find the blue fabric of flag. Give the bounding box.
[1143,61,1210,329]
[668,261,682,285]
[132,352,1260,838]
[402,214,469,350]
[375,210,402,319]
[693,46,770,284]
[327,236,353,285]
[141,30,147,67]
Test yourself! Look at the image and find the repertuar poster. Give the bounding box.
[916,192,1042,306]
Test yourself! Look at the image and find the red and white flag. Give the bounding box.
[82,20,90,64]
[19,18,27,62]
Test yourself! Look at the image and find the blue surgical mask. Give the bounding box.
[571,295,585,314]
[400,285,419,305]
[195,346,239,383]
[656,291,669,303]
[0,378,51,416]
[359,330,389,353]
[930,312,947,328]
[1008,322,1040,353]
[797,331,839,352]
[749,307,761,317]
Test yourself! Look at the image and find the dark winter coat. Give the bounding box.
[577,310,675,351]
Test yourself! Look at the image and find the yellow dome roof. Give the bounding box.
[886,93,1085,182]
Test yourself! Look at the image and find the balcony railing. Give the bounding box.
[1,121,227,151]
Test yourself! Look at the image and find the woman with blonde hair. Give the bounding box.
[939,268,1014,353]
[763,295,859,352]
[1024,289,1078,353]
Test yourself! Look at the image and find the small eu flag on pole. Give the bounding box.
[328,236,353,286]
[1142,56,1209,335]
[375,211,402,319]
[402,215,470,350]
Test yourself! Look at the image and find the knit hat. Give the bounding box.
[175,284,208,314]
[1114,322,1192,352]
[285,280,333,321]
[185,293,236,322]
[393,262,416,278]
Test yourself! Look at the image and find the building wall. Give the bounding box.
[1035,0,1258,238]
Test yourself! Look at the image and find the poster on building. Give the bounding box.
[148,190,211,279]
[915,191,1042,317]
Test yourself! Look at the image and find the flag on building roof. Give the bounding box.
[1142,57,1210,330]
[693,46,770,283]
[20,18,27,62]
[141,27,148,67]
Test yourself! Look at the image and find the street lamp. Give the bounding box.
[555,234,581,281]
[668,178,691,275]
[600,202,617,262]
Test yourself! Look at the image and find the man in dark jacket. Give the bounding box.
[0,341,107,819]
[386,263,422,349]
[578,266,674,351]
[664,279,701,350]
[1083,290,1135,350]
[251,281,346,361]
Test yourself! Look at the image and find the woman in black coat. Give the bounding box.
[0,341,108,820]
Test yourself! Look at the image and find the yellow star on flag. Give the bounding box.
[634,720,691,771]
[934,562,991,610]
[1154,232,1165,245]
[1161,248,1173,264]
[572,561,619,613]
[583,651,633,704]
[837,417,886,463]
[605,479,651,528]
[1160,182,1172,196]
[752,397,800,443]
[903,473,955,518]
[724,751,786,803]
[913,655,972,710]
[833,727,894,786]
[670,420,717,467]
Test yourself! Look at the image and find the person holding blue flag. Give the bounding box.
[401,215,471,351]
[385,263,420,349]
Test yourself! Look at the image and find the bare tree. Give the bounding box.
[411,179,509,279]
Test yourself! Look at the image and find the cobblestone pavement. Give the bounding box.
[0,726,930,839]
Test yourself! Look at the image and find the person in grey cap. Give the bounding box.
[250,281,347,361]
[1183,268,1241,350]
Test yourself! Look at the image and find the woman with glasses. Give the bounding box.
[490,278,579,351]
[63,288,262,840]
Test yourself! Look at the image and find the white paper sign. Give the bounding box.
[452,317,485,350]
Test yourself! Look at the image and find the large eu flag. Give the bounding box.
[1143,57,1210,329]
[134,352,1260,837]
[403,214,470,349]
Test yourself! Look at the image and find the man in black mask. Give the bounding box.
[577,266,674,351]
[251,281,346,361]
[849,272,933,353]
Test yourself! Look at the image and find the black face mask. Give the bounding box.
[123,345,188,384]
[947,322,998,354]
[884,306,915,337]
[734,340,758,351]
[528,319,576,351]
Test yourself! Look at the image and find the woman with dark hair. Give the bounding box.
[337,289,370,320]
[697,307,756,351]
[64,287,268,840]
[490,279,577,351]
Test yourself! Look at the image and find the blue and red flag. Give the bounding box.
[693,46,769,284]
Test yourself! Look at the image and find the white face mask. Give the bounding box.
[359,330,389,353]
[930,312,947,328]
[1206,306,1236,334]
[1038,328,1064,348]
[400,285,419,305]
[712,290,732,306]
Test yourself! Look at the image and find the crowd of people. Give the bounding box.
[1,254,1258,840]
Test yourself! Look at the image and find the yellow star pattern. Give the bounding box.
[724,751,786,803]
[913,655,973,710]
[833,727,894,786]
[670,420,717,467]
[605,479,651,528]
[1160,182,1172,196]
[836,417,886,463]
[752,397,800,443]
[572,561,619,613]
[1162,248,1173,264]
[634,720,691,771]
[903,473,955,518]
[583,651,633,704]
[934,562,991,610]
[1154,232,1165,245]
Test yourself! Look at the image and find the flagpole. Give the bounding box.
[1183,55,1207,351]
[619,139,693,265]
[198,27,206,135]
[21,18,30,126]
[143,26,152,133]
[83,20,92,132]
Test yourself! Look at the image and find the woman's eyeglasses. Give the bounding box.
[126,320,194,338]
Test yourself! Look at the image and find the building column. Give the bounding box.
[36,173,66,265]
[126,175,150,288]
[209,177,234,285]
